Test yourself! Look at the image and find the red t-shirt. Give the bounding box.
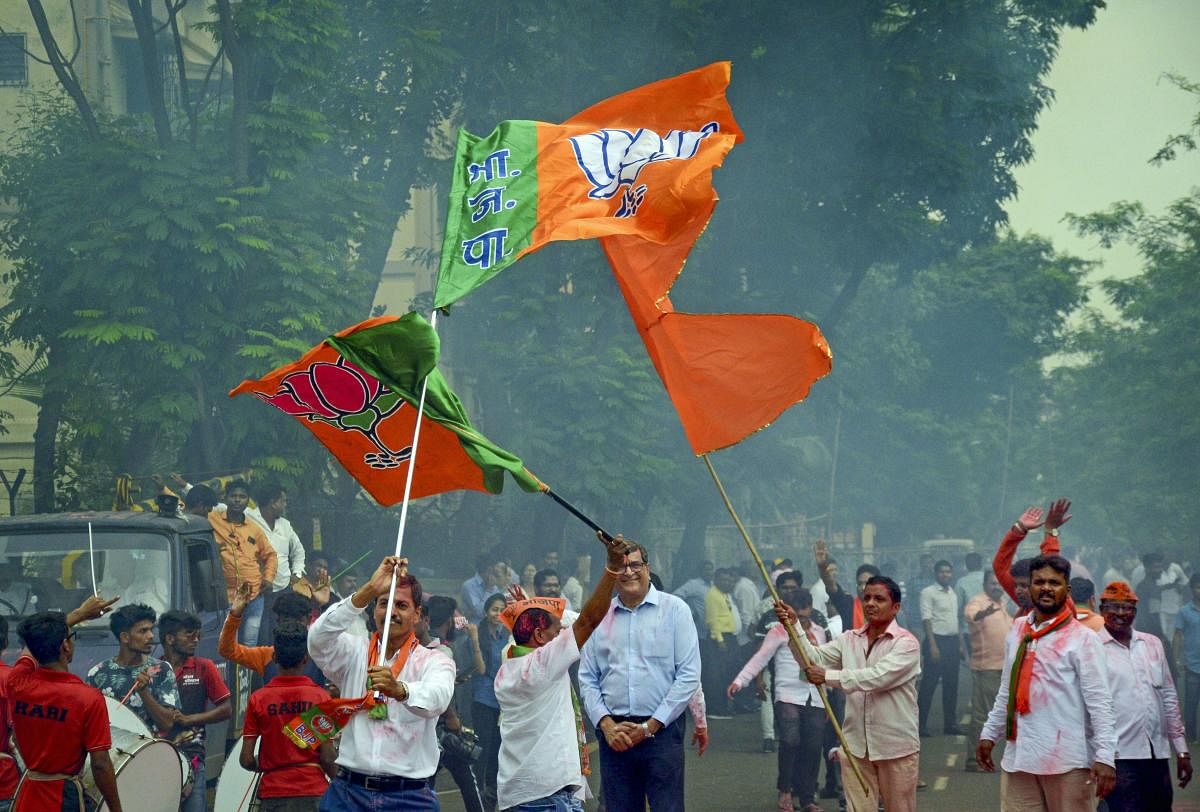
[0,661,21,800]
[171,656,231,756]
[5,655,111,811]
[243,675,331,798]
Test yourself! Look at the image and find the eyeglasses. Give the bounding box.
[618,562,647,573]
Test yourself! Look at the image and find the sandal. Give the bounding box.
[777,798,795,812]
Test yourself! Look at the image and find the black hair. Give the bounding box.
[184,483,218,511]
[649,572,663,591]
[0,614,7,651]
[273,621,309,669]
[158,610,200,642]
[1191,573,1200,589]
[273,591,314,621]
[110,603,156,641]
[855,564,881,580]
[1030,554,1071,581]
[225,478,250,495]
[17,611,70,665]
[513,607,554,645]
[255,481,286,507]
[426,595,457,631]
[778,558,793,568]
[1011,558,1033,579]
[482,592,507,615]
[934,559,952,572]
[965,552,982,570]
[790,587,813,610]
[1141,551,1164,567]
[533,569,559,591]
[1069,577,1095,603]
[776,571,802,591]
[864,575,902,604]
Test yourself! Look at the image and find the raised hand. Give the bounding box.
[599,532,636,572]
[1016,506,1045,533]
[1044,498,1072,530]
[814,539,830,572]
[67,594,120,626]
[230,582,253,618]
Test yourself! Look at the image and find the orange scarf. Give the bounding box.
[852,598,864,629]
[285,631,418,749]
[1005,604,1073,740]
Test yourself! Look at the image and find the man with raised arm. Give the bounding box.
[493,533,633,811]
[307,556,455,810]
[6,595,123,812]
[994,499,1072,608]
[978,555,1117,811]
[579,540,700,812]
[787,575,921,812]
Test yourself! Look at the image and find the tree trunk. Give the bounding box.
[32,383,63,513]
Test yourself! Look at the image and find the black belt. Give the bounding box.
[609,715,652,724]
[336,767,428,792]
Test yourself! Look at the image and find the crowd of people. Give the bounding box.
[0,480,1195,812]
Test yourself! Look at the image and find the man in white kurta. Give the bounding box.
[494,535,631,811]
[308,555,455,810]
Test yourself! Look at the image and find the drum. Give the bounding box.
[213,740,260,812]
[82,727,182,812]
[104,697,151,737]
[178,749,195,801]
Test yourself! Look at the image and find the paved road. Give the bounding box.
[436,706,1200,811]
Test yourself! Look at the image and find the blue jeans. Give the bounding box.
[508,787,583,811]
[596,716,685,812]
[180,753,206,812]
[240,594,265,645]
[319,774,439,810]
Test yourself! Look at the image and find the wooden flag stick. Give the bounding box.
[701,454,870,797]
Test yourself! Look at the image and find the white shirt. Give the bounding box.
[562,576,584,612]
[981,613,1117,774]
[495,628,585,809]
[733,622,828,706]
[307,596,455,778]
[1098,628,1188,760]
[799,619,921,761]
[809,580,831,616]
[731,577,761,644]
[246,506,305,590]
[920,583,960,636]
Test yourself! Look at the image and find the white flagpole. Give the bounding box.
[376,309,438,666]
[87,521,99,596]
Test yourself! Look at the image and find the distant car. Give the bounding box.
[0,509,239,779]
[921,538,976,559]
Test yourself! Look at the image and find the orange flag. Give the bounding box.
[435,62,832,455]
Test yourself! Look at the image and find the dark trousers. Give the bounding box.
[918,633,960,732]
[434,749,485,812]
[821,688,845,795]
[775,701,825,803]
[1184,668,1200,742]
[596,716,685,812]
[472,701,501,808]
[1106,758,1172,811]
[701,637,736,714]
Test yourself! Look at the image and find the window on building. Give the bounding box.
[0,33,29,87]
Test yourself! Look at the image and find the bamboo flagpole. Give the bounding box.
[701,454,871,797]
[375,309,438,678]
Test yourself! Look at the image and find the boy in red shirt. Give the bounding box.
[241,620,335,810]
[0,617,22,807]
[6,595,122,812]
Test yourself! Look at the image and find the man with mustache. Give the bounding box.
[978,555,1117,811]
[788,575,921,812]
[308,556,455,810]
[1097,581,1191,811]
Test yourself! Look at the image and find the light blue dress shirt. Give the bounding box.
[578,585,701,728]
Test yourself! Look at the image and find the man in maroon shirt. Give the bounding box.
[160,609,231,812]
[241,621,336,810]
[6,594,122,812]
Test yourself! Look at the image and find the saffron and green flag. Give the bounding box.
[229,313,541,505]
[436,62,832,455]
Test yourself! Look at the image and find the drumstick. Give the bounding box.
[87,522,98,597]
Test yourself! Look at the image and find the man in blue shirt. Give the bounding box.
[459,554,504,624]
[579,541,701,811]
[1174,573,1200,742]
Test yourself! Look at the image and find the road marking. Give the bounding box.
[945,754,958,767]
[933,776,949,791]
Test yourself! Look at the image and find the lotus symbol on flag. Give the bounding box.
[569,122,719,216]
[257,358,411,469]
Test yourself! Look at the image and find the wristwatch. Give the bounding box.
[641,721,655,738]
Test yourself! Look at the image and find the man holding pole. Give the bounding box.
[786,575,922,812]
[492,532,633,811]
[308,555,455,810]
[578,540,700,812]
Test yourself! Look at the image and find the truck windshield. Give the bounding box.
[0,531,171,623]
